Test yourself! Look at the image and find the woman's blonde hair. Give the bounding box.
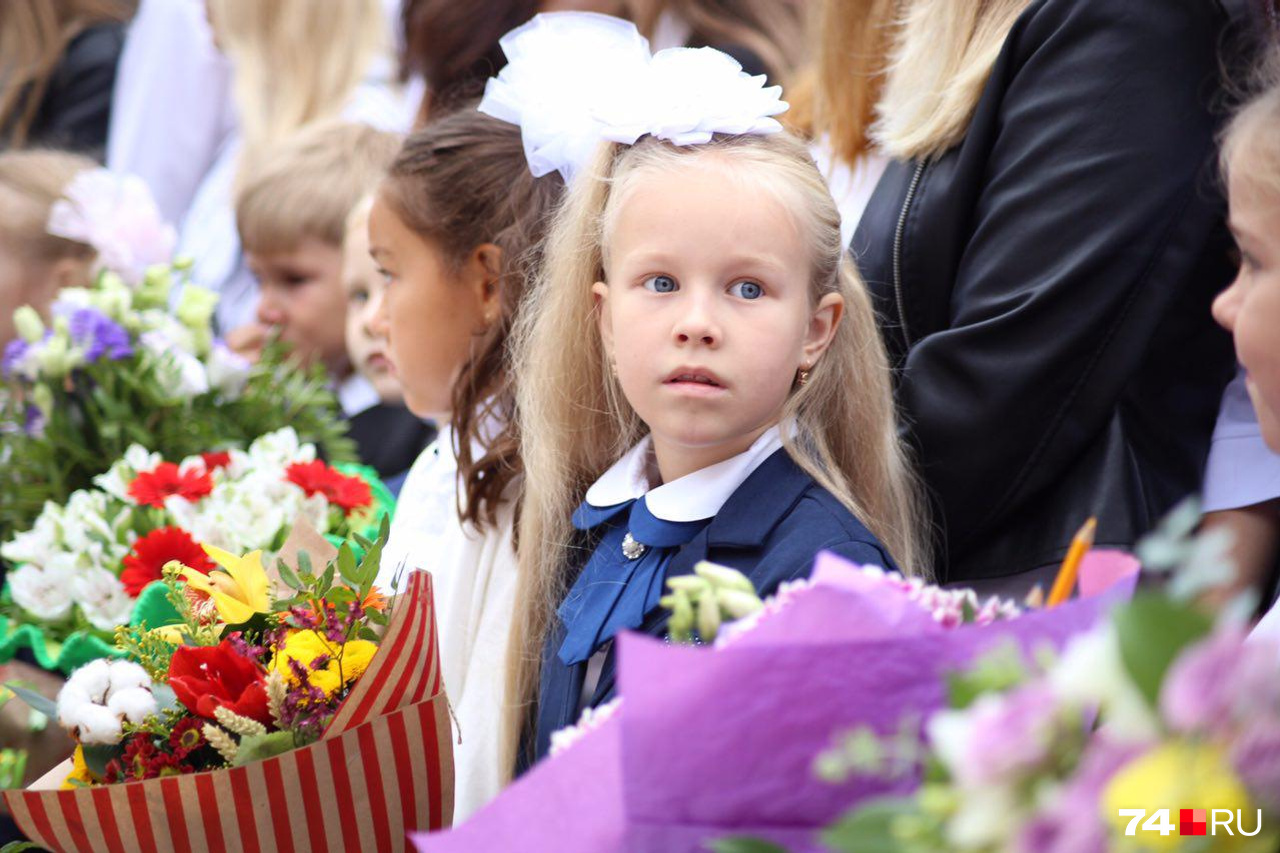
[502,130,930,773]
[873,0,1031,160]
[206,0,388,181]
[0,149,97,264]
[0,0,135,148]
[1221,44,1280,201]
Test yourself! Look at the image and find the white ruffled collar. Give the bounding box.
[584,426,783,522]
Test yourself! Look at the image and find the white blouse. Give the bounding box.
[379,420,519,824]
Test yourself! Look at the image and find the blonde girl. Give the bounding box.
[0,150,97,348]
[500,33,927,770]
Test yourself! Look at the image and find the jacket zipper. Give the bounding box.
[892,160,927,347]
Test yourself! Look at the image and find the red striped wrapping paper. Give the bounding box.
[3,570,454,853]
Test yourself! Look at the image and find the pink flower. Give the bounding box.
[46,169,175,283]
[960,684,1065,785]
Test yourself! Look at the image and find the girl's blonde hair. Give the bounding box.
[0,149,96,264]
[873,0,1031,160]
[0,0,135,148]
[502,130,930,773]
[206,0,388,182]
[1221,44,1280,200]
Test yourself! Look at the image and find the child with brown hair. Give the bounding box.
[0,149,97,348]
[368,105,566,820]
[232,119,431,480]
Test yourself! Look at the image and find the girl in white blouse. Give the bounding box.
[367,107,566,821]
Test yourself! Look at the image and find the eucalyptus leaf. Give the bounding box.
[708,838,789,853]
[151,682,179,713]
[819,798,919,853]
[3,683,57,720]
[275,557,305,592]
[81,743,120,778]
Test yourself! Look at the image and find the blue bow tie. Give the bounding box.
[557,496,709,666]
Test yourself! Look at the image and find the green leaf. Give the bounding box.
[81,744,120,778]
[151,682,180,714]
[232,731,298,766]
[2,841,44,852]
[319,561,335,596]
[357,626,380,642]
[820,798,919,853]
[336,543,359,586]
[365,608,388,627]
[707,838,789,853]
[1114,593,1214,709]
[3,683,57,720]
[275,558,305,592]
[296,550,314,581]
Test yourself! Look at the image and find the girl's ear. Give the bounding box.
[592,280,614,356]
[466,243,505,326]
[802,292,844,366]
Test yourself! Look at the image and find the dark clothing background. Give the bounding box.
[4,22,126,157]
[852,0,1241,586]
[347,404,437,489]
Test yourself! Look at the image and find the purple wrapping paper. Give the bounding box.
[413,551,1137,853]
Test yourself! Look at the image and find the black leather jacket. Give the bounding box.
[852,0,1243,583]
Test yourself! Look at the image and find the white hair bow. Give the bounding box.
[478,12,788,182]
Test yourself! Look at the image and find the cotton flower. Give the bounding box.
[57,659,157,745]
[8,558,77,622]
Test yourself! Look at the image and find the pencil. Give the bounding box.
[1047,517,1097,608]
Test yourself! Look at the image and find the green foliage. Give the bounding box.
[0,338,354,546]
[1113,593,1214,709]
[0,749,27,790]
[819,797,932,853]
[707,839,789,853]
[232,730,299,766]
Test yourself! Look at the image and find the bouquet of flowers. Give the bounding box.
[414,552,1134,853]
[0,168,353,548]
[3,532,453,852]
[0,427,393,673]
[811,507,1280,853]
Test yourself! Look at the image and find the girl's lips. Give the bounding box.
[663,378,729,398]
[365,352,392,374]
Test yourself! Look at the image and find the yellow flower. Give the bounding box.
[1102,740,1251,851]
[273,630,378,698]
[61,746,95,789]
[180,545,271,624]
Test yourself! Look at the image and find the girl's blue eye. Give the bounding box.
[730,280,763,300]
[643,274,678,293]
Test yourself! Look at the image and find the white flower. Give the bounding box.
[73,567,136,630]
[8,559,77,622]
[46,169,176,284]
[57,659,156,745]
[246,428,314,470]
[206,341,252,399]
[93,445,164,500]
[1049,624,1158,742]
[1,511,61,565]
[141,330,209,398]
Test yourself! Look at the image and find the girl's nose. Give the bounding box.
[1212,279,1242,333]
[368,287,389,338]
[672,292,721,347]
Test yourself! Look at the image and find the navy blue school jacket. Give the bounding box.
[520,447,898,771]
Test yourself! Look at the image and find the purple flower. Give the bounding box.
[1230,722,1280,811]
[962,684,1065,784]
[1015,736,1146,853]
[23,405,44,435]
[1160,628,1280,737]
[2,338,32,380]
[68,308,133,362]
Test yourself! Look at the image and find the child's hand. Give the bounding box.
[225,322,271,364]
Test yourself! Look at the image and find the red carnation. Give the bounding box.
[128,462,214,508]
[285,460,372,513]
[120,526,216,597]
[168,640,272,726]
[200,451,232,471]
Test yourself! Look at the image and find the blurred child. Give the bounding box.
[0,149,96,348]
[233,119,427,480]
[342,196,435,493]
[369,107,565,820]
[1206,45,1280,618]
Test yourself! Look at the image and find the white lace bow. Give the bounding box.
[478,12,788,182]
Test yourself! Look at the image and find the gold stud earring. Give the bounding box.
[797,365,810,386]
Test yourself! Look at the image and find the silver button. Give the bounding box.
[621,532,647,560]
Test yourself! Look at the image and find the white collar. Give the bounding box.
[336,373,381,417]
[584,426,784,522]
